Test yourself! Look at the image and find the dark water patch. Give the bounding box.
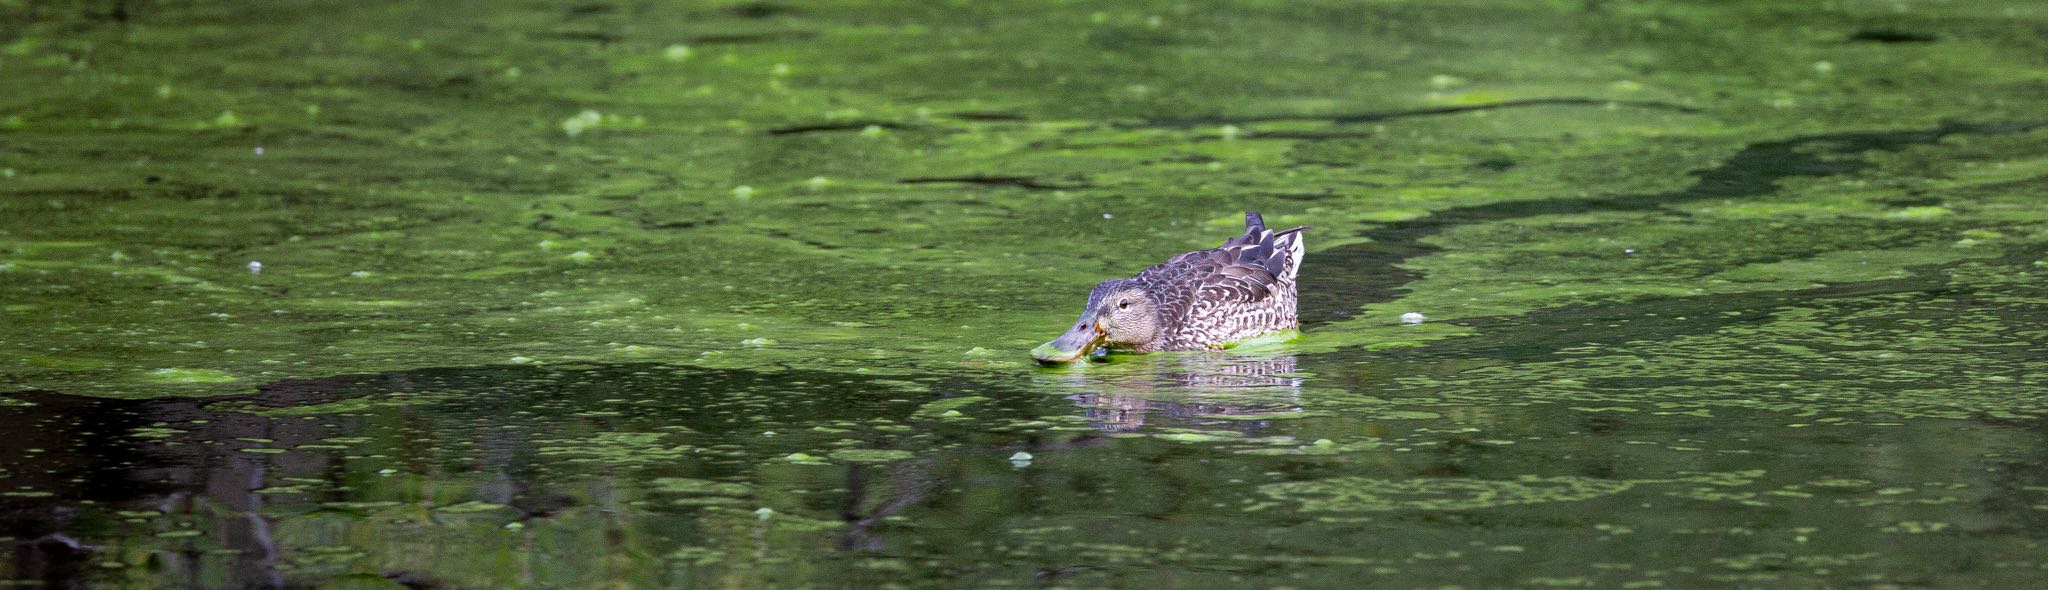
[1297,120,2047,326]
[897,175,1090,191]
[949,111,1028,122]
[0,391,252,588]
[1974,419,2048,538]
[0,363,1091,588]
[1471,157,1518,172]
[1346,272,1945,367]
[1308,247,2048,423]
[585,207,723,231]
[1139,98,1703,129]
[8,356,2048,587]
[728,2,795,19]
[762,228,840,250]
[686,30,817,45]
[1295,238,1431,323]
[852,405,2048,588]
[767,121,914,136]
[0,358,1342,588]
[1876,194,1945,208]
[1849,29,1938,44]
[532,29,622,45]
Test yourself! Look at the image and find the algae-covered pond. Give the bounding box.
[4,0,2048,587]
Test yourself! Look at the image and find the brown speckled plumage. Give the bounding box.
[1034,211,1308,362]
[1121,212,1304,350]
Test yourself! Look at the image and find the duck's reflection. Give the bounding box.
[1036,352,1305,433]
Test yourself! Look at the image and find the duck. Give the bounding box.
[1033,212,1308,363]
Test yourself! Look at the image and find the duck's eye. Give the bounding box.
[1117,300,1130,310]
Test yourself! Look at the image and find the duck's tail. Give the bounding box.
[1239,211,1308,281]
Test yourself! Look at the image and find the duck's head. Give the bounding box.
[1032,280,1163,363]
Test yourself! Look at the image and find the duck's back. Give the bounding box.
[1133,213,1307,350]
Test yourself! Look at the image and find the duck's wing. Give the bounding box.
[1138,211,1310,303]
[1216,211,1310,283]
[1205,244,1285,302]
[1145,241,1283,304]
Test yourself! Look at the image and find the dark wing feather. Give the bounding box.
[1133,211,1307,306]
[1141,244,1278,305]
[1216,212,1263,248]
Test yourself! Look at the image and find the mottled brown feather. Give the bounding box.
[1118,212,1308,350]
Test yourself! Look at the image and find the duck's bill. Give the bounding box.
[1032,322,1104,363]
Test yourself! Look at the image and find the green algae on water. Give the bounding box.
[913,396,987,418]
[535,431,693,467]
[649,478,750,497]
[1261,475,1635,512]
[827,448,916,463]
[143,368,236,384]
[1,0,2047,587]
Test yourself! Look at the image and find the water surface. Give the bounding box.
[3,0,2047,587]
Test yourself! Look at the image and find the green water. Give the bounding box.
[3,0,2047,587]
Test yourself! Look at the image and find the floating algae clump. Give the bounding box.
[144,368,237,384]
[535,432,691,466]
[649,477,750,497]
[1261,475,1634,512]
[561,109,602,136]
[913,396,987,418]
[827,448,916,463]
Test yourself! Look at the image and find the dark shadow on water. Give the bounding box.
[0,364,1064,588]
[1297,120,2048,325]
[8,349,2048,586]
[1138,97,1704,129]
[1,357,1320,588]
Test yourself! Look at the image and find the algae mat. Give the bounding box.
[3,0,2047,587]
